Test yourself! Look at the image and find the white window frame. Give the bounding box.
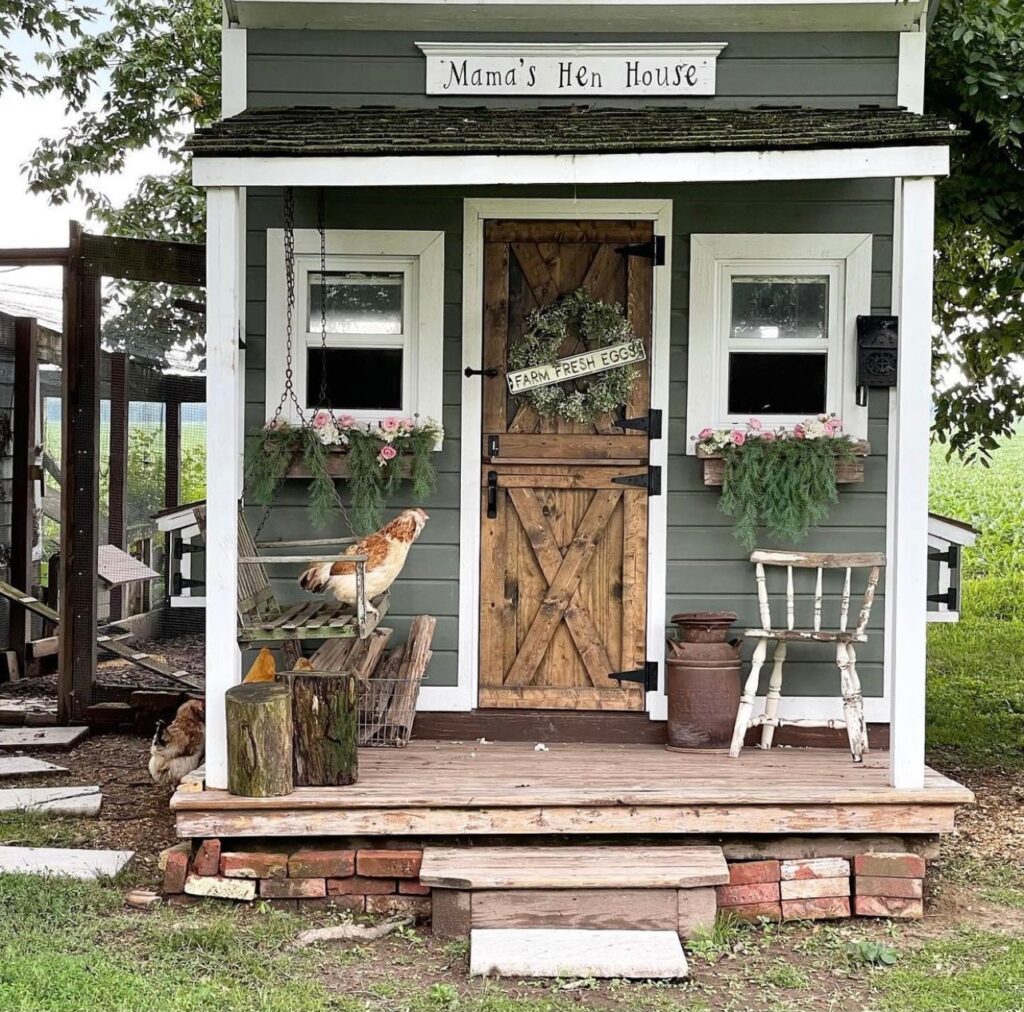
[266,228,444,431]
[686,233,872,450]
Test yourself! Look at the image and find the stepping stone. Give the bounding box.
[470,928,689,979]
[0,726,88,751]
[0,757,69,779]
[0,846,133,880]
[0,786,102,816]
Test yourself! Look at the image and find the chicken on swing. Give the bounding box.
[298,508,429,625]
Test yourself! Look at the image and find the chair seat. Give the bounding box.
[743,628,867,644]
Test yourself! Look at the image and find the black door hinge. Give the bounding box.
[487,434,500,458]
[615,235,666,266]
[172,540,202,560]
[172,574,204,595]
[611,465,661,496]
[928,545,960,569]
[610,660,658,692]
[928,587,959,610]
[486,470,498,518]
[615,407,662,439]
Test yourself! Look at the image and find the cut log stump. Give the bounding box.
[280,671,359,787]
[225,682,293,798]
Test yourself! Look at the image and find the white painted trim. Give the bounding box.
[204,187,245,791]
[457,198,674,719]
[927,515,978,547]
[888,176,935,790]
[194,146,951,189]
[773,695,890,724]
[221,28,247,118]
[686,233,872,448]
[897,31,926,114]
[265,228,445,429]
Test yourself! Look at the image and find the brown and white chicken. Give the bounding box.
[298,508,428,622]
[149,698,205,788]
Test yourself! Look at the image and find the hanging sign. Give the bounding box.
[417,42,727,97]
[507,339,646,395]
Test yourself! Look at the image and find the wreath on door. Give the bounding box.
[508,288,642,423]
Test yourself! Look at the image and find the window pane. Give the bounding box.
[730,276,828,341]
[309,272,403,335]
[306,347,403,411]
[727,352,827,415]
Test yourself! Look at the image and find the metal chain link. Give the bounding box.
[318,187,330,409]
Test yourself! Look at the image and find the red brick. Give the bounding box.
[163,849,189,894]
[220,852,288,880]
[193,839,221,877]
[357,849,422,878]
[782,896,851,921]
[853,853,926,880]
[781,858,850,881]
[327,876,396,896]
[399,880,432,896]
[716,882,780,906]
[260,877,326,899]
[287,848,355,879]
[780,877,850,901]
[855,876,923,899]
[365,894,431,920]
[728,860,781,886]
[721,901,782,923]
[854,895,923,919]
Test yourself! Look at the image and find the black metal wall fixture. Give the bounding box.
[856,315,899,407]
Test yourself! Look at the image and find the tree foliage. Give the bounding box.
[928,0,1024,461]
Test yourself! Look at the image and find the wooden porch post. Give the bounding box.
[888,176,935,789]
[204,186,244,789]
[11,318,38,674]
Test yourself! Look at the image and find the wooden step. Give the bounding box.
[469,928,689,979]
[421,845,728,890]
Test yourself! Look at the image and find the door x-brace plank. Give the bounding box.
[503,489,622,688]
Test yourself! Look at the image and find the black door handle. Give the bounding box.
[465,366,500,378]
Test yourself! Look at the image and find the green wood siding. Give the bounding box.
[245,179,891,696]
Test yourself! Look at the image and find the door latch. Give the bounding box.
[465,366,500,378]
[486,470,498,519]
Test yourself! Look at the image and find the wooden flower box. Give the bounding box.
[286,452,413,479]
[696,441,870,487]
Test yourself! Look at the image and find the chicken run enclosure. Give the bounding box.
[0,227,209,722]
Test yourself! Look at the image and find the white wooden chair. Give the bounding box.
[729,550,885,763]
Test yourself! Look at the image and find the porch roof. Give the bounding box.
[188,106,960,159]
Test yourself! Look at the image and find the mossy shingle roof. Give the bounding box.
[187,106,960,158]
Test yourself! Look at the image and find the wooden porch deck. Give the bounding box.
[172,741,972,839]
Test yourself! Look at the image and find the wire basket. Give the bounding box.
[357,675,422,747]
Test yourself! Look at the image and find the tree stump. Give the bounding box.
[280,671,359,787]
[225,682,293,797]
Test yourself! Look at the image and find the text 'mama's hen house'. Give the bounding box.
[177,0,972,940]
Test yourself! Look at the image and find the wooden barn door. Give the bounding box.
[476,219,658,711]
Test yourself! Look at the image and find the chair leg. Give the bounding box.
[759,640,787,750]
[730,637,768,758]
[837,641,867,763]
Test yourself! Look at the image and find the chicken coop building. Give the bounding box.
[178,0,972,944]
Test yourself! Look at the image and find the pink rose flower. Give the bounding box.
[793,424,806,440]
[400,417,416,430]
[748,418,762,431]
[381,417,400,432]
[336,414,355,429]
[698,427,715,440]
[730,430,746,446]
[311,409,332,429]
[378,444,398,462]
[761,430,776,442]
[823,420,837,436]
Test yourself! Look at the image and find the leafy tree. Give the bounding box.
[928,0,1024,461]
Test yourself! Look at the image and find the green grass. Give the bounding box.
[927,433,1024,765]
[0,812,100,849]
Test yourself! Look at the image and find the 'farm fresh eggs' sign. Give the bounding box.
[507,340,646,395]
[417,43,727,97]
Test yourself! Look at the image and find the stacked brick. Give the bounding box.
[162,840,430,918]
[720,852,926,923]
[853,852,925,919]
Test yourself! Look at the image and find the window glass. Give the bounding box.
[730,276,829,341]
[309,272,404,335]
[306,348,403,411]
[727,352,827,415]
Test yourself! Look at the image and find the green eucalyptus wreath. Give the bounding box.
[508,288,641,423]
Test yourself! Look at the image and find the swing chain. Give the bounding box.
[318,188,330,408]
[272,186,305,425]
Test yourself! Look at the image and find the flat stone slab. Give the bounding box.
[0,846,133,879]
[470,928,689,979]
[0,726,88,751]
[0,757,69,779]
[0,786,102,816]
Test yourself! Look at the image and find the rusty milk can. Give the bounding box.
[665,611,742,750]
